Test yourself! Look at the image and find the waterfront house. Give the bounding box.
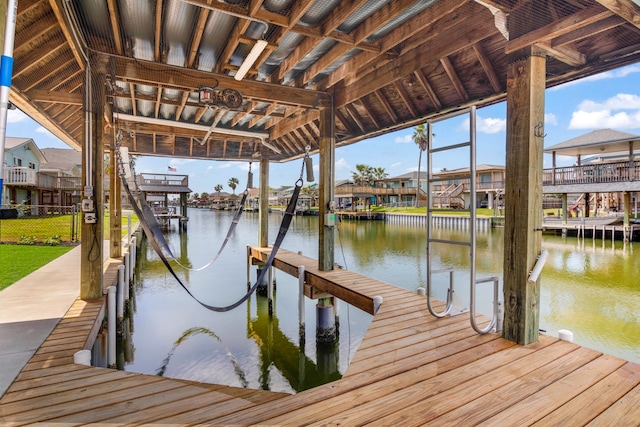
[543,129,640,221]
[39,148,82,207]
[1,137,45,208]
[432,164,505,209]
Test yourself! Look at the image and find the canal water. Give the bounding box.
[120,208,640,393]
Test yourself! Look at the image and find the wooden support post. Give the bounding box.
[318,97,335,271]
[80,66,105,300]
[624,191,631,228]
[109,145,122,258]
[259,158,269,247]
[502,46,545,345]
[561,193,568,238]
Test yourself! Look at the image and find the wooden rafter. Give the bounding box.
[359,98,381,129]
[154,86,162,118]
[393,81,418,117]
[414,70,442,110]
[129,82,137,116]
[343,106,365,133]
[472,44,502,92]
[106,0,123,55]
[440,57,469,102]
[595,0,640,28]
[335,9,491,108]
[374,89,398,122]
[506,7,614,54]
[155,0,163,61]
[299,0,417,87]
[187,5,211,68]
[318,0,467,90]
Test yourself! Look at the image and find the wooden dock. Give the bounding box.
[542,217,637,241]
[2,248,640,425]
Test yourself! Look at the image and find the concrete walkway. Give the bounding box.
[0,245,82,397]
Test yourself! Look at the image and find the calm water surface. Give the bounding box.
[121,208,640,392]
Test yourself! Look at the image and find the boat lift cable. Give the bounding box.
[116,137,308,312]
[115,129,250,272]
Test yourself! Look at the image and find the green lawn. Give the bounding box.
[0,245,74,291]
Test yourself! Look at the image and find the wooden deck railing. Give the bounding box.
[543,160,640,185]
[3,167,37,186]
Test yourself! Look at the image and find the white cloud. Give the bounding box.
[390,162,402,168]
[545,113,558,126]
[569,93,640,129]
[459,115,506,134]
[219,163,232,169]
[7,109,28,123]
[394,134,412,143]
[335,157,350,171]
[550,64,640,91]
[35,126,50,134]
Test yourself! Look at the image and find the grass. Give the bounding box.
[0,245,74,291]
[0,212,138,243]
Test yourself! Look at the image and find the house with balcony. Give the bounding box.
[2,137,46,207]
[432,165,505,209]
[543,129,640,222]
[39,148,82,207]
[334,173,429,209]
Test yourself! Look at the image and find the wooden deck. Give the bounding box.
[2,249,640,425]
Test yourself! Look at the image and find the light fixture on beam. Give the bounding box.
[234,39,268,81]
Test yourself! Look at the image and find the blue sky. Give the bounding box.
[6,64,640,195]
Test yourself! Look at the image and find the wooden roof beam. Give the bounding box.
[334,11,490,108]
[154,0,163,61]
[187,5,211,68]
[413,70,441,110]
[299,0,417,87]
[22,57,76,92]
[49,68,82,92]
[344,104,366,133]
[27,89,83,105]
[270,108,319,140]
[552,15,627,47]
[42,1,83,71]
[106,0,124,55]
[506,7,614,54]
[359,98,381,129]
[318,0,469,90]
[154,86,162,118]
[374,89,398,122]
[535,42,586,66]
[113,56,329,108]
[393,81,419,117]
[175,92,190,122]
[595,0,640,28]
[472,44,502,92]
[270,0,368,83]
[129,82,137,116]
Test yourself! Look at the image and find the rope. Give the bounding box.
[130,180,301,312]
[115,127,309,312]
[114,128,250,272]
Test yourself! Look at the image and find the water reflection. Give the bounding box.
[122,208,640,392]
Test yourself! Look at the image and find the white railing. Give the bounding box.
[3,167,37,185]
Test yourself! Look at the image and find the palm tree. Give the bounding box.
[351,164,373,185]
[228,177,239,195]
[413,123,429,207]
[214,184,223,198]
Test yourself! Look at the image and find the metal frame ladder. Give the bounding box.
[424,106,502,334]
